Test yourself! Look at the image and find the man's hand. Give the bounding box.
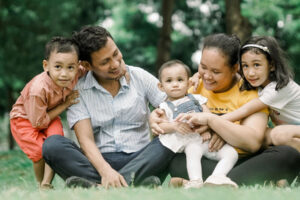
[65,90,79,107]
[101,167,128,189]
[149,108,168,135]
[208,133,225,152]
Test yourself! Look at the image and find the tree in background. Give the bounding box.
[225,0,251,43]
[155,0,175,73]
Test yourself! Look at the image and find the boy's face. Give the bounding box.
[158,64,190,101]
[43,50,79,88]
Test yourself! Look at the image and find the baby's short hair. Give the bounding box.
[158,59,192,81]
[44,36,79,60]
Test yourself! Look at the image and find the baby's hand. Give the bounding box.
[201,131,211,143]
[65,90,79,107]
[174,122,193,134]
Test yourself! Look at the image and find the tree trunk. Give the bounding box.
[225,0,252,43]
[155,0,175,75]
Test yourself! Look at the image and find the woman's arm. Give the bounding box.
[222,98,267,122]
[177,111,268,153]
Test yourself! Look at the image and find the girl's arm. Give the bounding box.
[222,98,268,122]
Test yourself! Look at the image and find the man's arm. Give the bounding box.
[73,119,127,188]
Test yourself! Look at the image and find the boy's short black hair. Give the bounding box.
[158,60,192,81]
[44,36,79,60]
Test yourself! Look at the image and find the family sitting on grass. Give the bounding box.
[10,25,300,190]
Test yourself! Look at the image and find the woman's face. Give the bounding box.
[198,48,237,93]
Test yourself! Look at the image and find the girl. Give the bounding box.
[224,36,300,152]
[157,60,238,189]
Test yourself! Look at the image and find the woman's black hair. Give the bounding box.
[203,33,241,69]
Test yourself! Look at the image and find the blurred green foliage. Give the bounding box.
[1,0,300,115]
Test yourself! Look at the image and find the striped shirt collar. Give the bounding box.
[82,70,129,91]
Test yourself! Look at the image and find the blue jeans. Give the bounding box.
[42,135,174,185]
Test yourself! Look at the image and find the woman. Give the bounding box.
[151,33,300,186]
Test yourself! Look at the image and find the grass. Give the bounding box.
[1,150,300,200]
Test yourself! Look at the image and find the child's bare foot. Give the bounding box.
[276,179,289,188]
[39,183,54,190]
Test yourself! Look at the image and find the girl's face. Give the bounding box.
[241,51,273,88]
[158,65,190,101]
[198,48,238,93]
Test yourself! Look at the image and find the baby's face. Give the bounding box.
[43,50,79,88]
[160,65,190,101]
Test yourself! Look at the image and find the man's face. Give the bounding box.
[89,37,124,83]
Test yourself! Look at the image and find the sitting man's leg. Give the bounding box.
[42,135,101,182]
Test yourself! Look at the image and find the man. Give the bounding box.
[42,25,174,188]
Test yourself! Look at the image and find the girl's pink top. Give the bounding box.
[10,67,86,129]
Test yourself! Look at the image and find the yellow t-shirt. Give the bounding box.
[189,79,268,155]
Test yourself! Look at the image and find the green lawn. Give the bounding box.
[1,150,299,200]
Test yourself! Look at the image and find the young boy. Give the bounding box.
[156,60,238,188]
[10,37,84,189]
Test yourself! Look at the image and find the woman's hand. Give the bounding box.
[175,112,211,127]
